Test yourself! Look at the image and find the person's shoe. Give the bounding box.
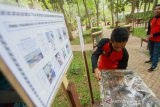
[145,60,151,63]
[148,67,157,72]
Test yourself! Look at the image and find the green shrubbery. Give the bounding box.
[133,27,147,38]
[91,26,102,33]
[126,11,154,23]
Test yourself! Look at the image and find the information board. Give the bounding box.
[0,4,73,107]
[76,16,84,52]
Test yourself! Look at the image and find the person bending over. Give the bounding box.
[91,27,129,80]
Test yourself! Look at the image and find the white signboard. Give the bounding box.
[76,16,84,52]
[0,4,73,107]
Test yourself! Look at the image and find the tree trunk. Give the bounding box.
[152,0,158,11]
[131,1,136,14]
[116,0,118,21]
[147,0,151,12]
[16,0,20,6]
[102,1,107,26]
[76,0,80,17]
[41,0,49,10]
[116,13,118,21]
[123,11,125,22]
[94,0,100,26]
[139,1,143,11]
[54,2,59,12]
[143,2,147,13]
[143,1,147,20]
[82,0,91,29]
[96,1,99,27]
[51,4,54,11]
[50,0,54,11]
[68,5,74,31]
[28,0,35,9]
[136,0,140,13]
[111,1,114,27]
[58,0,73,41]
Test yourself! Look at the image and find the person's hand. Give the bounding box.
[94,68,101,80]
[149,34,153,38]
[92,46,97,53]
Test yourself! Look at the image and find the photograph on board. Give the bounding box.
[45,31,56,51]
[65,44,70,54]
[55,52,63,66]
[24,48,43,68]
[62,47,67,60]
[62,27,67,39]
[56,29,63,42]
[43,62,56,84]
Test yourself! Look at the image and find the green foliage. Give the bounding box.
[126,11,154,22]
[83,29,92,36]
[114,0,127,13]
[107,25,115,29]
[69,58,82,75]
[53,87,70,107]
[91,26,102,33]
[71,29,92,45]
[133,27,147,38]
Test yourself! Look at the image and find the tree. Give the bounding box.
[135,0,140,13]
[152,0,159,11]
[94,0,100,26]
[130,0,136,14]
[82,0,91,28]
[106,0,115,27]
[50,0,60,12]
[75,0,81,17]
[41,0,49,10]
[58,0,74,40]
[16,0,20,6]
[143,0,147,16]
[102,0,107,25]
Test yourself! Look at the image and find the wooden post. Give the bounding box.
[62,75,82,107]
[67,82,82,107]
[83,51,94,104]
[62,75,73,107]
[76,16,95,106]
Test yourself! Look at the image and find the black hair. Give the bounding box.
[111,27,129,42]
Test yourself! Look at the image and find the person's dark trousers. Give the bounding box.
[149,40,160,68]
[148,40,154,62]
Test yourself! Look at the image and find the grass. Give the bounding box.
[53,87,70,107]
[133,27,147,38]
[53,51,100,107]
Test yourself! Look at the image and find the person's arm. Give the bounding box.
[91,38,109,72]
[91,38,109,80]
[117,48,129,69]
[147,19,152,35]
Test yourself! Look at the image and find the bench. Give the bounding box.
[91,31,102,48]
